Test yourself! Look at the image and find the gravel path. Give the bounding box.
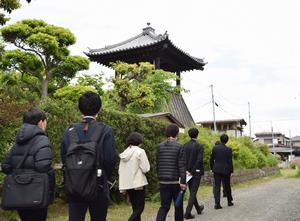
[147,178,300,221]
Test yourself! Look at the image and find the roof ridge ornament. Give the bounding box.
[143,22,155,34]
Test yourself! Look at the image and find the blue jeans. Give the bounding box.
[156,184,183,221]
[68,188,109,221]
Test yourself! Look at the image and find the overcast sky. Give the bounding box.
[7,0,300,137]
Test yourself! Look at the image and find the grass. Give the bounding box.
[0,171,285,221]
[280,168,300,178]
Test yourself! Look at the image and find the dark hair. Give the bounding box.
[188,128,199,139]
[127,132,144,146]
[78,91,102,116]
[23,108,46,125]
[220,134,229,144]
[165,124,179,138]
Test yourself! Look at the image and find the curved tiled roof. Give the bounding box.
[87,26,167,55]
[85,24,206,69]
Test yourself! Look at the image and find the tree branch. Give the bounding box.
[14,42,47,68]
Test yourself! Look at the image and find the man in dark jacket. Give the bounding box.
[184,128,204,219]
[2,108,54,221]
[210,134,234,209]
[156,124,187,221]
[61,91,117,221]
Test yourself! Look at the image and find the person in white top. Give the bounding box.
[118,132,150,221]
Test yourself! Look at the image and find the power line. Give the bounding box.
[191,101,212,111]
[253,116,300,123]
[214,101,243,119]
[214,89,247,107]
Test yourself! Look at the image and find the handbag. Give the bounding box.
[1,137,51,210]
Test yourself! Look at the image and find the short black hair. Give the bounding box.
[165,124,179,138]
[188,128,199,139]
[220,134,229,144]
[127,132,144,146]
[78,91,102,116]
[23,108,46,125]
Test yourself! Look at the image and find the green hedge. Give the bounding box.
[0,98,278,201]
[0,98,166,201]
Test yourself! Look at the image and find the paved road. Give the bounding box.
[148,178,300,221]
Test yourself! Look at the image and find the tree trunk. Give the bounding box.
[118,101,126,111]
[41,78,49,99]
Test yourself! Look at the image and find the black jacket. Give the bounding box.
[1,123,55,200]
[184,139,204,176]
[210,143,233,175]
[61,119,117,181]
[156,139,186,184]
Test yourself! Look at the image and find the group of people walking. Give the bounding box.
[1,91,234,221]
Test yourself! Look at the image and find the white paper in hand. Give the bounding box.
[186,175,193,183]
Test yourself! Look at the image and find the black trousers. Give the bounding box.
[185,176,201,214]
[18,208,47,221]
[127,188,145,221]
[68,188,109,221]
[156,184,183,221]
[213,173,233,206]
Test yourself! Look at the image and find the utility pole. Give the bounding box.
[271,121,275,155]
[210,84,217,132]
[248,102,252,138]
[289,130,293,161]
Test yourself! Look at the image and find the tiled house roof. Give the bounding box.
[163,93,195,128]
[139,112,185,128]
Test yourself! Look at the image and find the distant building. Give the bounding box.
[292,136,300,149]
[255,132,292,157]
[255,132,290,147]
[197,119,247,138]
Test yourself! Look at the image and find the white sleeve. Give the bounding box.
[139,149,150,173]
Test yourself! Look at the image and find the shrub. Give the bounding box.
[252,148,268,168]
[53,85,97,103]
[266,154,279,167]
[255,142,270,156]
[236,145,258,169]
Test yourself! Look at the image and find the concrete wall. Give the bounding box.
[202,167,280,185]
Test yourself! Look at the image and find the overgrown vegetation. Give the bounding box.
[106,61,179,113]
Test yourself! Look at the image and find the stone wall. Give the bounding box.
[202,167,280,185]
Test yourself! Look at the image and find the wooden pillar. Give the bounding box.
[176,71,181,88]
[153,57,161,69]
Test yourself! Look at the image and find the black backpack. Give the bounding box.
[64,123,104,202]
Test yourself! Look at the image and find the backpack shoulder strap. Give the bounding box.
[90,122,104,143]
[92,123,106,179]
[16,135,40,169]
[68,126,80,144]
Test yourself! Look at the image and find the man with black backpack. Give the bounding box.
[61,91,117,221]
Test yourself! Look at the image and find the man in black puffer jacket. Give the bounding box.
[2,108,54,221]
[156,124,186,221]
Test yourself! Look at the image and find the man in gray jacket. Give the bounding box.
[156,124,187,221]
